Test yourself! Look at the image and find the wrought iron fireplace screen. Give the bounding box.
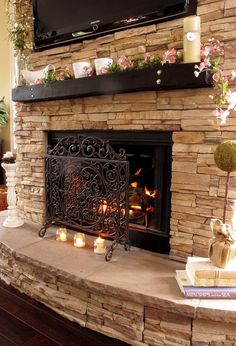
[39,135,129,261]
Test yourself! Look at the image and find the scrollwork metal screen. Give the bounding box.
[42,135,129,260]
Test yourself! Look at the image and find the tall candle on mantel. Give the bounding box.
[183,16,201,63]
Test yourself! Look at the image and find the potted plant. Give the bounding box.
[209,140,236,268]
[0,98,9,126]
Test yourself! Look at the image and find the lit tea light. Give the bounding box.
[56,227,68,242]
[74,233,86,248]
[94,236,106,254]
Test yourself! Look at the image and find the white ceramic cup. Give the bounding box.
[72,61,92,78]
[94,58,113,75]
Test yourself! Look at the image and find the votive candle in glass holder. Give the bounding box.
[56,227,68,242]
[94,236,106,254]
[74,233,86,248]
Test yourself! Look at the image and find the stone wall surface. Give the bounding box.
[14,0,236,262]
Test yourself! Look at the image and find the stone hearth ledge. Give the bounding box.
[0,210,236,345]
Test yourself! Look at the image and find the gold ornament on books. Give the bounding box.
[209,219,236,269]
[209,141,236,268]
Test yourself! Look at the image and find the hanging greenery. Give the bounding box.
[5,0,32,54]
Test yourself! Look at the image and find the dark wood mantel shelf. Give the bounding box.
[12,63,212,103]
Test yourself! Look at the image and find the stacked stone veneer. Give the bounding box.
[1,242,236,346]
[15,0,236,262]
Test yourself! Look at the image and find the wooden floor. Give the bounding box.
[0,280,128,346]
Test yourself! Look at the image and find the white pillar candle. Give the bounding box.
[94,236,106,254]
[183,16,201,63]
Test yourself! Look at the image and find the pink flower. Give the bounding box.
[117,55,134,70]
[161,48,177,65]
[58,72,65,81]
[212,72,220,82]
[35,78,43,84]
[83,66,94,77]
[213,108,230,124]
[203,58,211,67]
[226,91,236,110]
[195,58,211,74]
[99,66,109,75]
[201,39,224,60]
[202,46,210,58]
[231,70,236,80]
[212,109,220,117]
[195,37,235,124]
[144,53,155,62]
[196,62,206,73]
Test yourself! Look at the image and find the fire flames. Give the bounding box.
[129,168,157,227]
[144,185,157,198]
[96,167,158,229]
[98,199,108,215]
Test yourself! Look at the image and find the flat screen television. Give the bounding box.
[32,0,197,51]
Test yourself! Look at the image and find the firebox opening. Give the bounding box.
[47,131,172,254]
[126,146,161,230]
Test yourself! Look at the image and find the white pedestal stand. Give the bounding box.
[1,163,24,227]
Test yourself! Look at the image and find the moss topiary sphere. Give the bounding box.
[214,140,236,172]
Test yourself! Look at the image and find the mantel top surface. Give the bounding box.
[12,64,212,103]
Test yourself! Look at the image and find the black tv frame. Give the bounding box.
[32,0,197,51]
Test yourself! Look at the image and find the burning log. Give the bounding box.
[129,187,153,211]
[129,184,157,227]
[129,209,146,225]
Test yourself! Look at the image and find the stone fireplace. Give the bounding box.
[13,0,236,263]
[46,130,172,254]
[15,83,236,262]
[3,1,236,344]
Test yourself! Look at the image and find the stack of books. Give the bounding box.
[176,257,236,298]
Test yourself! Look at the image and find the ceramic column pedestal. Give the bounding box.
[1,163,24,228]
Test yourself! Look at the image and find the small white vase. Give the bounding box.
[14,52,28,86]
[73,61,92,78]
[94,58,113,75]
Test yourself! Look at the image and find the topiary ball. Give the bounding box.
[214,140,236,172]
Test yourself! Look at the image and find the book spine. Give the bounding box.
[184,287,236,298]
[185,265,196,285]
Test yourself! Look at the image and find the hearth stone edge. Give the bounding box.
[0,211,236,345]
